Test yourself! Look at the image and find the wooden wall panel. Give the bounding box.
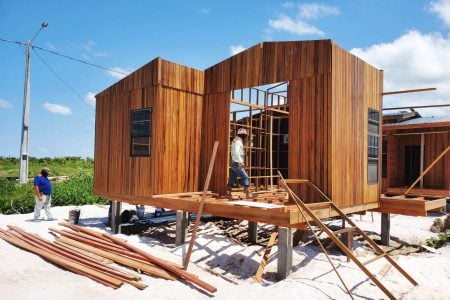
[288,75,331,203]
[205,40,332,94]
[97,58,160,97]
[150,86,203,195]
[160,59,204,95]
[424,132,449,188]
[200,92,230,195]
[331,43,382,208]
[107,92,129,195]
[93,95,110,194]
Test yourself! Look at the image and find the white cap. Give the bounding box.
[237,128,248,135]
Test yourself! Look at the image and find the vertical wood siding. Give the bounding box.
[331,43,382,207]
[288,75,331,203]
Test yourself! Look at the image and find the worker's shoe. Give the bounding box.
[225,187,233,200]
[46,217,57,221]
[244,188,257,199]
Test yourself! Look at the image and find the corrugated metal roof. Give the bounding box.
[384,115,450,126]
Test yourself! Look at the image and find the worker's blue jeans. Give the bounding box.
[227,162,249,188]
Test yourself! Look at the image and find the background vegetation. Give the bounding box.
[0,156,108,215]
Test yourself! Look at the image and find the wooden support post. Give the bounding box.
[111,201,121,234]
[381,213,390,246]
[176,211,189,246]
[420,133,424,189]
[277,227,292,280]
[248,222,258,244]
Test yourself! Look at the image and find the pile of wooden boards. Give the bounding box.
[0,222,216,293]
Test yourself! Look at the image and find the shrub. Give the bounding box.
[426,232,450,249]
[0,178,35,214]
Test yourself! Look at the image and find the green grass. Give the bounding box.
[0,156,94,178]
[0,156,108,214]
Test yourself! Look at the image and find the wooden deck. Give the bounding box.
[374,192,447,216]
[96,189,379,228]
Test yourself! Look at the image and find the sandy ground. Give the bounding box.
[0,204,449,300]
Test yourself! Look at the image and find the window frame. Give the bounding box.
[130,108,152,157]
[367,108,380,184]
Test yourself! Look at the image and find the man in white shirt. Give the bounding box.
[226,128,254,199]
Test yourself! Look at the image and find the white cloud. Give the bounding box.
[298,3,340,19]
[268,2,338,37]
[84,92,96,108]
[45,42,56,50]
[107,67,131,80]
[230,44,247,55]
[42,102,71,115]
[351,30,450,115]
[81,41,111,58]
[269,15,324,36]
[0,99,12,109]
[430,0,450,26]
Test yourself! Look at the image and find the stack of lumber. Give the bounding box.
[0,222,216,294]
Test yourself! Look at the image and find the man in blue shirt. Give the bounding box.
[33,167,55,221]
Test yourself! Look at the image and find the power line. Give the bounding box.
[32,48,94,111]
[0,37,26,46]
[32,45,128,75]
[1,37,128,76]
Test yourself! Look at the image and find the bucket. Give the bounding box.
[68,208,81,224]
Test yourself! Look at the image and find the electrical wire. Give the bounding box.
[0,37,26,46]
[32,45,128,76]
[32,48,94,111]
[1,37,127,76]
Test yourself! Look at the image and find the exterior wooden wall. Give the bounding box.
[383,128,450,190]
[330,44,383,208]
[288,75,331,203]
[94,58,203,200]
[202,40,382,210]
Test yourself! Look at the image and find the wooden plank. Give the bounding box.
[107,234,217,294]
[55,237,177,281]
[405,146,450,194]
[0,231,123,288]
[7,227,142,284]
[184,141,219,269]
[382,87,436,96]
[254,231,277,283]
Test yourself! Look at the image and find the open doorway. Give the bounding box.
[229,82,289,191]
[404,145,420,186]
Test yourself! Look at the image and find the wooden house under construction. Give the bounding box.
[93,39,387,228]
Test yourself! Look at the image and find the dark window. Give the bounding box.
[131,108,152,156]
[382,141,388,178]
[368,108,379,184]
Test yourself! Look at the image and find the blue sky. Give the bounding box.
[1,0,450,158]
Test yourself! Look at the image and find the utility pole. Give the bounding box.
[18,22,48,183]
